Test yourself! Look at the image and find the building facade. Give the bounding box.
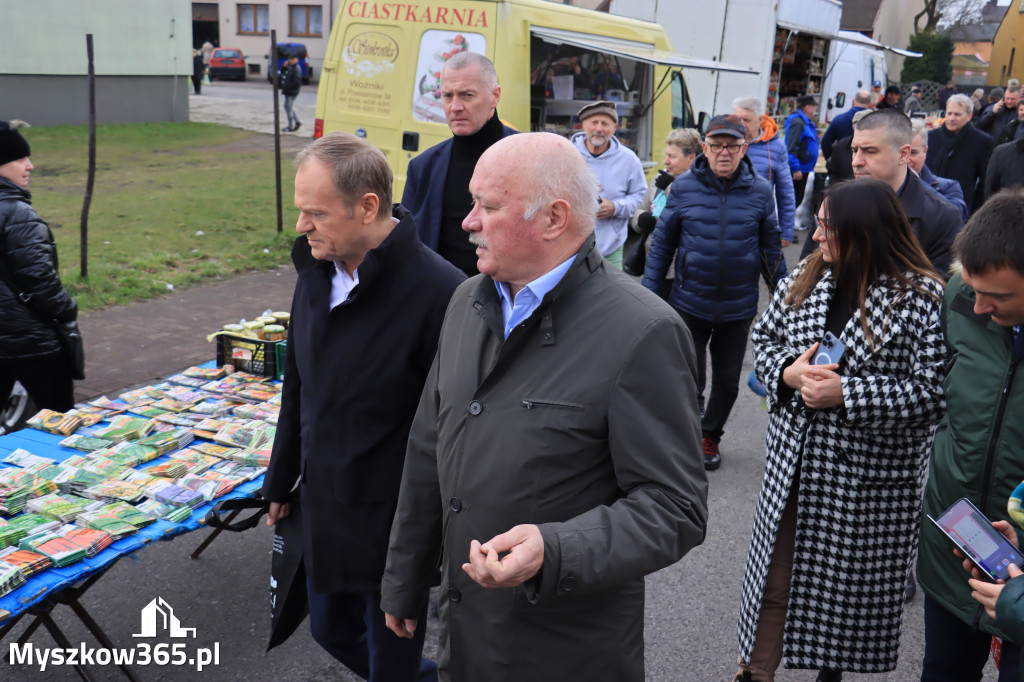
[988,0,1023,86]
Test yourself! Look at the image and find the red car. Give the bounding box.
[209,48,246,81]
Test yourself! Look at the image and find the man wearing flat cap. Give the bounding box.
[571,101,646,268]
[784,95,820,214]
[642,114,786,471]
[876,85,902,111]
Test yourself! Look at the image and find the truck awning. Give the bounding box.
[530,26,758,74]
[776,22,922,58]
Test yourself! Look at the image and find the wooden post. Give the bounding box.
[79,33,96,279]
[271,29,283,234]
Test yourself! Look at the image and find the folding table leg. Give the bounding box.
[68,599,142,682]
[36,611,97,682]
[191,508,241,559]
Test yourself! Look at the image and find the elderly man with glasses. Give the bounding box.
[642,114,787,471]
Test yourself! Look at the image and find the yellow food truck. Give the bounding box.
[313,0,753,194]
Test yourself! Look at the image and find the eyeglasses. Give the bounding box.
[814,214,833,232]
[706,142,745,154]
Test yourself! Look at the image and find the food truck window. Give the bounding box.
[529,36,649,157]
[671,71,696,130]
[411,31,489,124]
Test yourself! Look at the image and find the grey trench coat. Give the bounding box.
[381,237,709,681]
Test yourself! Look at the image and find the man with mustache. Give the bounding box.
[571,100,647,268]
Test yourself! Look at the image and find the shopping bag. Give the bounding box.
[267,498,308,651]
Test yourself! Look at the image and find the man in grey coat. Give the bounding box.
[381,132,709,681]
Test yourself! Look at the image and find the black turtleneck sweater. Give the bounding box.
[439,111,506,275]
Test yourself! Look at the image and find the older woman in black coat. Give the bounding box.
[0,122,78,415]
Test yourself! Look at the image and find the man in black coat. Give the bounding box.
[986,136,1024,197]
[927,93,994,213]
[851,110,962,277]
[263,133,464,681]
[976,85,1020,138]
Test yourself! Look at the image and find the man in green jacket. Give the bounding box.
[380,132,709,681]
[918,187,1024,681]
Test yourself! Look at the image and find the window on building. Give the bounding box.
[238,4,270,34]
[290,5,323,37]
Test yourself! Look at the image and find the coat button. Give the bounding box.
[449,497,462,512]
[559,576,577,592]
[468,400,483,416]
[447,587,461,602]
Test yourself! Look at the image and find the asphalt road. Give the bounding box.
[3,90,1003,680]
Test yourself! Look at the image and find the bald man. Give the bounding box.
[381,133,709,682]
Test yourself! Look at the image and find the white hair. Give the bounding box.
[732,95,764,117]
[910,118,928,147]
[947,93,974,114]
[442,51,498,90]
[521,135,598,236]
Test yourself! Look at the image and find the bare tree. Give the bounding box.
[916,0,987,34]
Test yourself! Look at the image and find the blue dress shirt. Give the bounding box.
[494,255,575,339]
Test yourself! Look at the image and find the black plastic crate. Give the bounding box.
[215,334,284,379]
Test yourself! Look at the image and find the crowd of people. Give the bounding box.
[5,46,1024,681]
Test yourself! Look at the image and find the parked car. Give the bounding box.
[209,48,246,81]
[267,43,311,85]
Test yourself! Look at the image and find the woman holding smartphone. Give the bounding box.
[733,178,947,682]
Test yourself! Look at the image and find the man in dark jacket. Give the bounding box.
[876,85,902,110]
[938,80,957,112]
[986,136,1024,196]
[910,119,969,221]
[917,189,1024,682]
[976,84,1020,138]
[381,133,709,682]
[402,52,516,276]
[852,110,963,277]
[263,133,464,681]
[927,93,994,212]
[0,122,79,415]
[820,90,873,160]
[643,114,787,471]
[785,94,820,210]
[994,100,1024,145]
[280,55,302,132]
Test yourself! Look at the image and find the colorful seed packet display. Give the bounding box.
[26,410,83,436]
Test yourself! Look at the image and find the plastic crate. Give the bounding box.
[215,334,284,378]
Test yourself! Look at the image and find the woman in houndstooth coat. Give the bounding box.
[734,179,948,682]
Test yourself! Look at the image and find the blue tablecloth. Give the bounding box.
[0,413,265,623]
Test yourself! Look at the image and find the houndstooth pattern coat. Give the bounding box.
[737,266,947,673]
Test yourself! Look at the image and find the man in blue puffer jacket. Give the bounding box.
[734,96,796,246]
[784,94,820,218]
[642,114,787,471]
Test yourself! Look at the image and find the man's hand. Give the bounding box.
[462,524,544,589]
[793,170,803,182]
[994,101,1005,114]
[596,198,615,220]
[267,501,291,526]
[970,563,1023,620]
[385,613,418,639]
[781,239,792,248]
[959,520,1020,577]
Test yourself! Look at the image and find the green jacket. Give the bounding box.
[997,578,1024,681]
[919,272,1024,639]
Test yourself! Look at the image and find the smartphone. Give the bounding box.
[813,331,845,366]
[928,497,1022,582]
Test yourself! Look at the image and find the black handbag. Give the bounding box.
[53,319,85,380]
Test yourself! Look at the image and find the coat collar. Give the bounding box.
[897,170,927,220]
[470,234,600,343]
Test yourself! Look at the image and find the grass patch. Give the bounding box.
[21,122,298,311]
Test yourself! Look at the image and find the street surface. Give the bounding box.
[3,81,1001,680]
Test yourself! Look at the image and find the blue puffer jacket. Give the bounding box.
[746,115,796,241]
[641,154,787,322]
[785,109,819,174]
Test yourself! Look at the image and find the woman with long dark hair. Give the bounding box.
[734,178,947,682]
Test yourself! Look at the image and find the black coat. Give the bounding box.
[263,208,464,593]
[925,123,993,212]
[985,137,1024,197]
[899,170,963,279]
[280,63,301,96]
[976,104,1016,138]
[0,177,77,360]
